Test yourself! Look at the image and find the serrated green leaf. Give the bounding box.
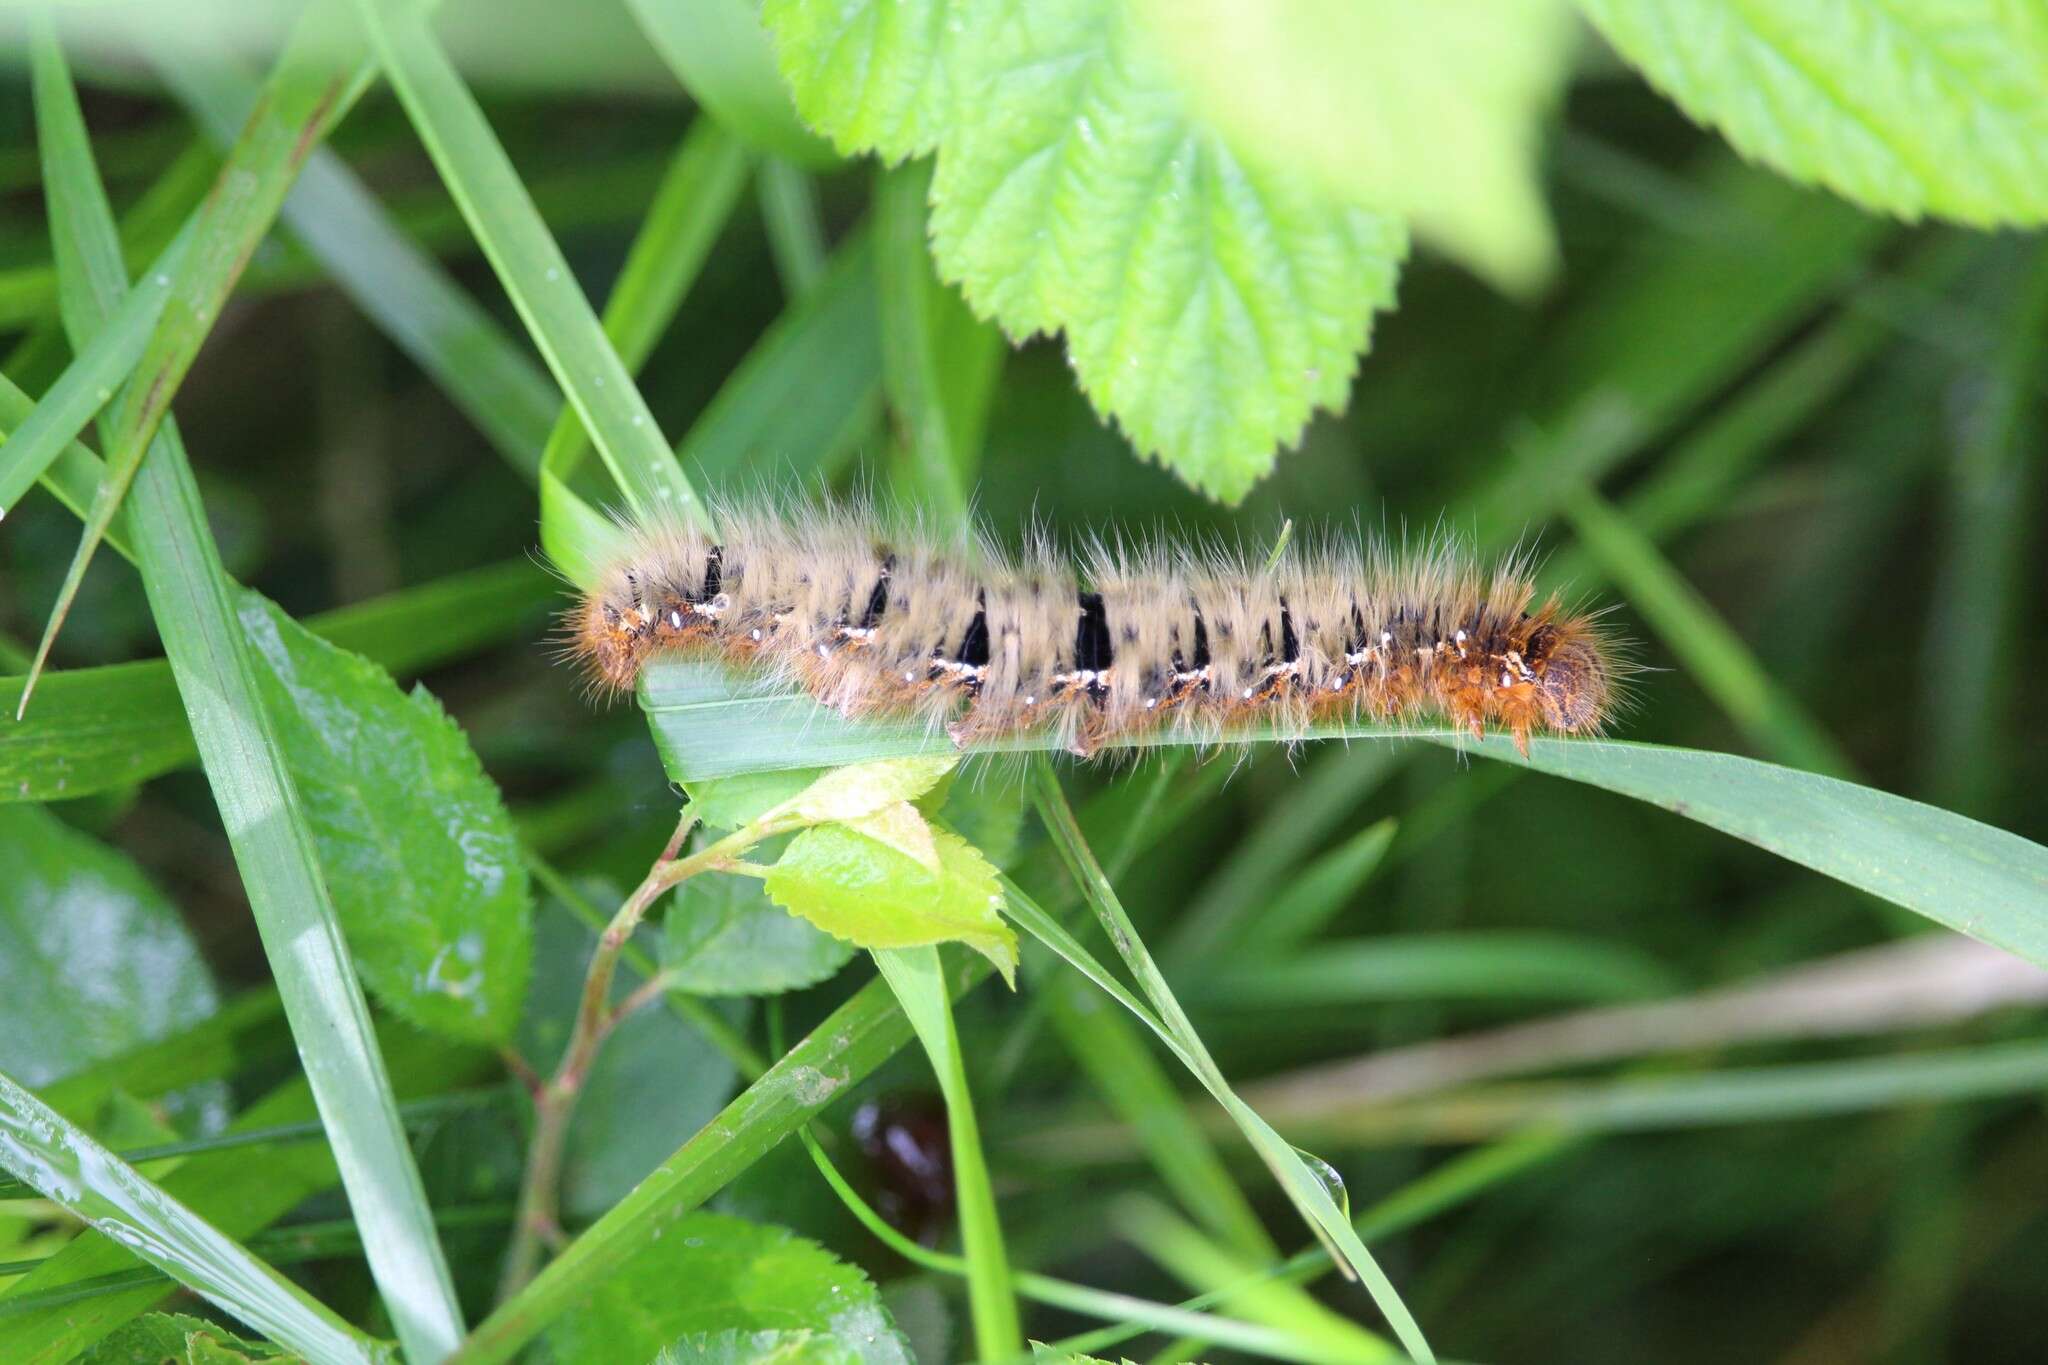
[841,801,941,873]
[80,1312,296,1364]
[764,825,1016,983]
[662,871,856,996]
[0,806,219,1088]
[763,0,956,161]
[539,1211,910,1365]
[1575,0,2048,226]
[773,755,960,825]
[237,593,532,1045]
[763,0,1406,502]
[1138,0,1574,294]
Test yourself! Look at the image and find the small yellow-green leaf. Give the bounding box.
[841,800,941,873]
[764,825,1015,983]
[772,755,960,825]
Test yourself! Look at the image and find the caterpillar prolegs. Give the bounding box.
[567,502,1623,758]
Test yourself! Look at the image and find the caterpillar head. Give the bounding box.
[1529,625,1609,734]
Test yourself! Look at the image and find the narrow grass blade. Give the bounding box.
[0,1070,387,1365]
[871,947,1021,1360]
[0,1043,487,1363]
[875,159,1001,524]
[539,120,751,489]
[0,225,189,521]
[160,52,560,479]
[1919,242,2048,813]
[672,226,881,485]
[32,27,466,1361]
[1225,818,1397,959]
[1046,976,1278,1259]
[1449,734,2048,969]
[643,662,2048,974]
[1562,485,1853,777]
[1192,932,1678,1010]
[348,0,702,524]
[18,0,376,717]
[1028,758,1436,1364]
[757,159,828,295]
[1116,1198,1393,1363]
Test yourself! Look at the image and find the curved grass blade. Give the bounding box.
[159,51,561,479]
[16,0,377,719]
[641,662,2048,973]
[538,119,750,494]
[0,225,188,525]
[347,0,702,525]
[32,25,466,1360]
[0,1069,389,1365]
[1027,760,1436,1363]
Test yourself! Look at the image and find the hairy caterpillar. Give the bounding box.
[566,501,1622,758]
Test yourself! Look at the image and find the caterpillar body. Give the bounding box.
[568,502,1621,758]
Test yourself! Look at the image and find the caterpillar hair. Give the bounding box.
[564,500,1625,759]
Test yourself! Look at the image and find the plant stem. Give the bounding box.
[496,809,767,1303]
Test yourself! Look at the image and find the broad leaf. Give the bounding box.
[80,1313,292,1364]
[764,824,1016,982]
[0,805,217,1087]
[685,769,830,831]
[1139,0,1576,293]
[540,1211,910,1365]
[762,0,1406,502]
[663,871,856,996]
[1576,0,2048,225]
[239,593,531,1044]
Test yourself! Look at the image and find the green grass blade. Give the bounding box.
[1225,819,1397,959]
[347,0,701,524]
[1192,932,1677,1010]
[0,1044,486,1363]
[870,947,1021,1359]
[0,1070,388,1365]
[875,158,1000,523]
[1919,243,2048,813]
[756,159,828,295]
[1562,486,1853,778]
[672,225,882,486]
[18,0,375,717]
[32,27,466,1360]
[1449,734,2048,968]
[1028,757,1437,1364]
[448,969,944,1363]
[0,225,189,522]
[538,120,751,490]
[640,663,2048,973]
[1045,975,1279,1260]
[159,52,560,479]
